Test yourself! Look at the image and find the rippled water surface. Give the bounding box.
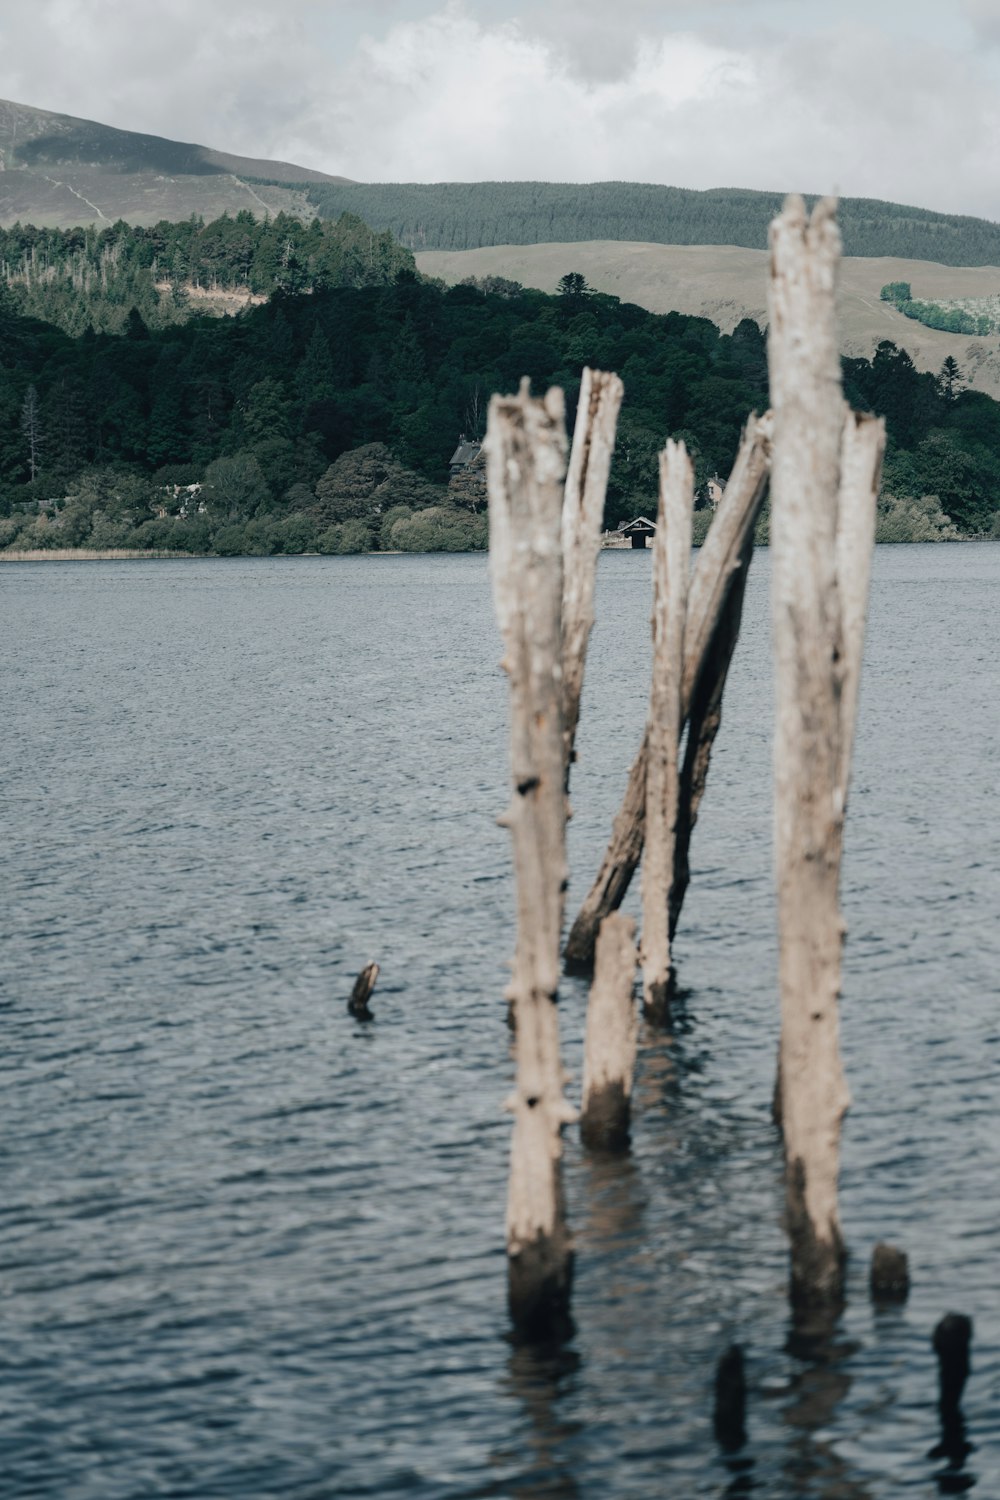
[2,546,999,1498]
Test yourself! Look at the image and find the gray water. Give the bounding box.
[1,545,998,1499]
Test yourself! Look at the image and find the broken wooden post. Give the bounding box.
[870,1242,910,1302]
[641,440,692,1022]
[564,413,772,971]
[580,913,638,1150]
[713,1344,748,1452]
[486,379,576,1338]
[561,368,624,789]
[934,1314,973,1417]
[768,194,883,1306]
[348,961,379,1019]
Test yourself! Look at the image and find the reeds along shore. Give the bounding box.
[0,549,197,561]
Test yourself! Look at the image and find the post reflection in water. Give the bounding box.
[781,1305,871,1500]
[491,1340,583,1499]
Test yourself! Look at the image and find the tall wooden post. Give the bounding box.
[486,380,575,1336]
[768,196,884,1305]
[561,368,624,788]
[641,440,693,1021]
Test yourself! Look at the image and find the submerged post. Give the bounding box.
[768,195,884,1305]
[486,380,575,1337]
[641,440,693,1022]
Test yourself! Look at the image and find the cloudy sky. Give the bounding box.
[1,0,999,216]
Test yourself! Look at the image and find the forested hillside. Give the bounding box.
[0,212,413,335]
[305,182,1000,267]
[2,269,998,558]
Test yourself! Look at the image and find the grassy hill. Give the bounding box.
[416,241,1000,400]
[0,98,352,229]
[308,181,1000,268]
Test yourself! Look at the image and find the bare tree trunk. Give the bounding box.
[768,196,882,1306]
[561,368,624,788]
[486,379,575,1337]
[641,441,693,1021]
[564,414,772,971]
[580,913,638,1149]
[671,530,754,941]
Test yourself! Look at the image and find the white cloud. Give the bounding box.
[0,1,998,217]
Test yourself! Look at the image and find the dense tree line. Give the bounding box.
[0,211,414,336]
[302,182,1000,266]
[1,263,999,557]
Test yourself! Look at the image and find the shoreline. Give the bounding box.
[2,539,992,564]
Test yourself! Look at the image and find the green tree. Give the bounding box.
[938,356,961,402]
[203,452,271,519]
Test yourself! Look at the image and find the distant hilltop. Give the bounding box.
[0,97,353,229]
[4,97,1000,272]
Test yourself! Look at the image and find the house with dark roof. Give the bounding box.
[449,434,482,476]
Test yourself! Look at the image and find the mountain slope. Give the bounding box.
[416,241,1000,400]
[309,181,1000,268]
[0,98,352,228]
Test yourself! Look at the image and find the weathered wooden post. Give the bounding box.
[486,379,576,1337]
[564,413,772,971]
[561,368,624,788]
[671,527,754,941]
[641,440,693,1021]
[768,195,884,1305]
[580,913,638,1149]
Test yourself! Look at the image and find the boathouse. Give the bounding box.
[617,516,657,549]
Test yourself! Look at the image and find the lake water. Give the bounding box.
[2,545,998,1498]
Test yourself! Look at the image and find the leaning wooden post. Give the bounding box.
[641,440,693,1022]
[561,368,624,789]
[580,913,638,1150]
[564,413,772,971]
[486,379,576,1337]
[768,195,883,1306]
[670,527,754,941]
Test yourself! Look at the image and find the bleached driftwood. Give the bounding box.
[486,379,575,1336]
[580,913,638,1149]
[641,441,693,1021]
[563,414,772,970]
[768,195,882,1305]
[561,368,624,787]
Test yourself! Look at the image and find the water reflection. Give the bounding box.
[490,1340,583,1498]
[781,1305,871,1499]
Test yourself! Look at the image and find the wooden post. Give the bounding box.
[641,440,692,1022]
[561,368,624,788]
[486,379,576,1337]
[580,913,638,1150]
[564,414,772,971]
[768,195,882,1306]
[671,529,754,941]
[836,408,885,802]
[347,961,379,1019]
